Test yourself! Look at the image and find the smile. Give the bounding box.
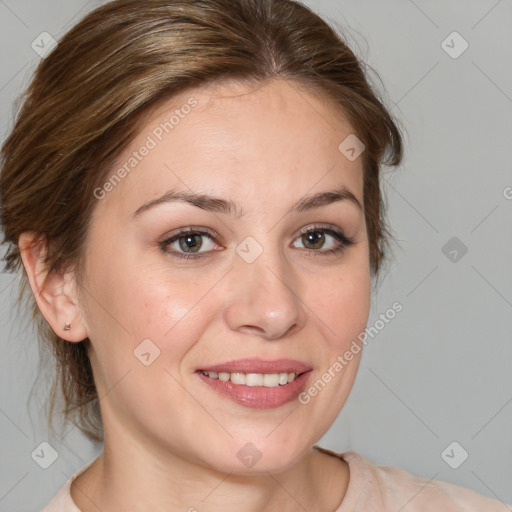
[196,358,312,408]
[200,370,301,387]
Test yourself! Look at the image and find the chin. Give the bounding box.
[203,436,312,476]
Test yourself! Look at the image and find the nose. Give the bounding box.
[222,245,307,340]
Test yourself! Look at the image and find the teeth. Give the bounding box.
[201,371,299,387]
[231,372,246,385]
[246,373,263,386]
[263,373,279,387]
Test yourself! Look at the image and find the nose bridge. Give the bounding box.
[222,235,306,339]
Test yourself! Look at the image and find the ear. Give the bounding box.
[18,232,89,342]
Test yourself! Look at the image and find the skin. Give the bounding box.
[20,78,371,512]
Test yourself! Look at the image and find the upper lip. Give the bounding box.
[198,358,312,374]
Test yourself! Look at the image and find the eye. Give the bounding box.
[159,225,354,260]
[291,225,354,256]
[159,228,220,259]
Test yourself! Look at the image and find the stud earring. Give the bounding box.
[63,323,71,331]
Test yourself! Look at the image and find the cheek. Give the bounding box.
[309,261,371,350]
[127,270,223,340]
[85,257,222,364]
[82,261,220,418]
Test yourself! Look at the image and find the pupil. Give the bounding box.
[304,231,324,249]
[180,234,202,252]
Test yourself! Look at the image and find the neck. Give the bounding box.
[70,429,349,512]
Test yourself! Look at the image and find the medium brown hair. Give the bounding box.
[0,0,402,442]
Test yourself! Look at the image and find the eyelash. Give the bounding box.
[158,225,355,260]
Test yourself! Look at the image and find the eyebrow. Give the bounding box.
[132,185,362,219]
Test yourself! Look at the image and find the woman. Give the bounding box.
[0,0,509,510]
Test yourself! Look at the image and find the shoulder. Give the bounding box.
[42,480,76,512]
[314,446,510,511]
[41,458,97,512]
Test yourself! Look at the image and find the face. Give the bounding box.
[79,78,371,474]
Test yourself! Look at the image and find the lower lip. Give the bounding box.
[196,371,312,409]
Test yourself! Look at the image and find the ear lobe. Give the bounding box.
[18,232,89,342]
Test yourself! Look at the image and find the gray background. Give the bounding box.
[1,0,511,510]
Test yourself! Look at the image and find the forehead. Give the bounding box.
[94,78,364,219]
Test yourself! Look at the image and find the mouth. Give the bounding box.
[195,359,312,409]
[198,369,304,387]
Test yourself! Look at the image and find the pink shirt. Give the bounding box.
[43,446,510,511]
